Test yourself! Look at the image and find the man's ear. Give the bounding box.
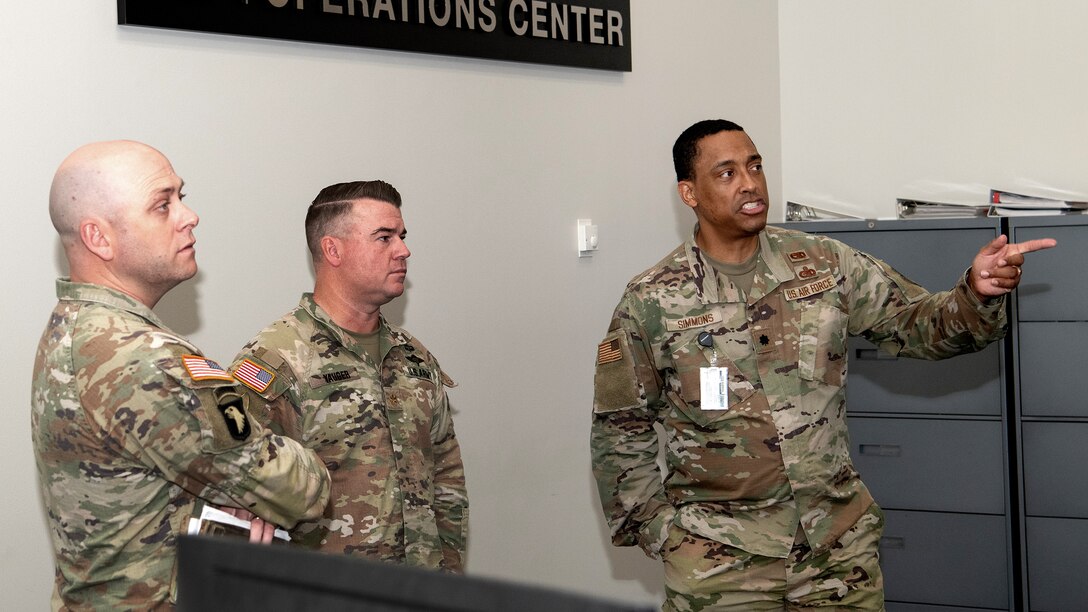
[79,219,114,261]
[320,236,342,267]
[677,181,698,210]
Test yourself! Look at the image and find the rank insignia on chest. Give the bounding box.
[232,358,276,393]
[181,355,234,382]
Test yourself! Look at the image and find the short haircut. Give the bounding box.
[672,119,745,182]
[304,180,402,260]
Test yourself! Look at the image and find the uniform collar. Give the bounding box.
[56,278,170,329]
[682,226,797,305]
[299,293,405,363]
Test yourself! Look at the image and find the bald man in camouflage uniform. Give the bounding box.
[591,120,1055,611]
[231,180,468,572]
[33,141,331,610]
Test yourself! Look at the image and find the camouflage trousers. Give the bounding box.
[661,504,885,611]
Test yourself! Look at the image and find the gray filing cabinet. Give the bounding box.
[780,218,1014,611]
[1009,215,1088,611]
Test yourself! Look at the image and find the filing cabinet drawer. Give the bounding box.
[824,227,998,291]
[1012,222,1088,322]
[1022,422,1088,518]
[848,338,1002,416]
[881,510,1008,609]
[850,418,1005,513]
[1018,322,1088,418]
[1026,516,1088,611]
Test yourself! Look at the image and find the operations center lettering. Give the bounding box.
[263,0,625,46]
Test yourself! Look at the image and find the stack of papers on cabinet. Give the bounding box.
[988,187,1088,216]
[785,200,864,221]
[896,181,992,219]
[896,197,991,219]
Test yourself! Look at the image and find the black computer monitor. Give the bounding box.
[177,536,655,612]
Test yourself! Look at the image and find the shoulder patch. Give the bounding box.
[597,339,623,365]
[216,391,252,441]
[181,355,235,382]
[232,358,276,393]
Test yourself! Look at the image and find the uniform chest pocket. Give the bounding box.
[671,350,757,426]
[798,303,847,387]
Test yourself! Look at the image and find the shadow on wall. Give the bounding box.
[53,240,68,286]
[157,276,203,337]
[382,278,409,329]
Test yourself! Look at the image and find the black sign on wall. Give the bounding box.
[118,0,631,72]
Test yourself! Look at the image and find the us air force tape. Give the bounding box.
[784,275,836,301]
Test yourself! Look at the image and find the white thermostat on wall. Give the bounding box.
[577,219,599,257]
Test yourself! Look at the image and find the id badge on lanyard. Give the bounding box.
[697,331,729,411]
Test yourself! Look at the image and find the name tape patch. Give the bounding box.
[665,310,723,332]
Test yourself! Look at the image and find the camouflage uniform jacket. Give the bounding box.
[592,226,1006,559]
[32,280,331,611]
[231,294,468,572]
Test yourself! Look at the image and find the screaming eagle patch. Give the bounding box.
[217,394,252,441]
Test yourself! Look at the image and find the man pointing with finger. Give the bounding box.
[590,119,1056,610]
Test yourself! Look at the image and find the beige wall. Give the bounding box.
[779,0,1088,218]
[2,2,780,608]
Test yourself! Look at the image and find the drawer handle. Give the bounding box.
[880,536,906,550]
[855,348,898,361]
[859,444,901,457]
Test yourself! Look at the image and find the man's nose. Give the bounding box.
[178,201,199,229]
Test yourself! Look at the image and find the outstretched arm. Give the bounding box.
[968,234,1057,299]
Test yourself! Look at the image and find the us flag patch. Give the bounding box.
[233,358,276,393]
[596,339,622,365]
[181,355,235,381]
